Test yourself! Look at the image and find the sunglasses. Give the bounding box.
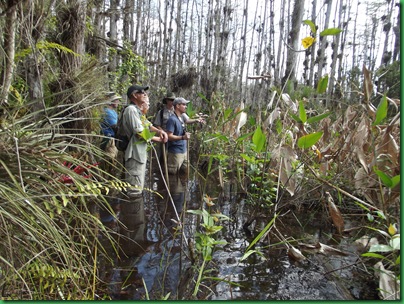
[134,90,147,95]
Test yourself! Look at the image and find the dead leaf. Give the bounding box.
[325,192,345,235]
[362,64,373,104]
[298,242,349,256]
[374,261,400,300]
[287,246,306,261]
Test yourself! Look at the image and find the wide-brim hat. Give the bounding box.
[106,94,121,103]
[163,92,176,104]
[127,85,149,98]
[173,97,190,106]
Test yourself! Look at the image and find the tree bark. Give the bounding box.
[282,0,304,87]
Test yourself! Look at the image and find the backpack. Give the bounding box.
[114,105,130,151]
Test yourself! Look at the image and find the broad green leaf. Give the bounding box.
[252,126,266,152]
[317,75,329,94]
[372,95,388,125]
[297,132,323,149]
[320,28,343,36]
[298,100,307,123]
[307,111,332,124]
[391,175,400,188]
[224,108,233,120]
[374,168,392,187]
[369,244,393,253]
[303,20,317,34]
[395,255,400,265]
[289,112,302,123]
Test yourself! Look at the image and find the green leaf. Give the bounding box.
[374,168,392,187]
[240,249,266,261]
[303,20,317,35]
[372,95,388,126]
[297,132,323,149]
[361,252,387,259]
[298,100,307,123]
[289,112,302,123]
[307,111,332,124]
[320,28,343,36]
[391,175,400,188]
[246,213,278,252]
[317,75,329,94]
[252,126,266,152]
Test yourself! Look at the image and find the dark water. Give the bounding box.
[97,170,379,300]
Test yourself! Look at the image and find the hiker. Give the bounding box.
[165,97,193,175]
[154,92,205,168]
[100,92,121,150]
[99,92,121,175]
[123,85,168,197]
[154,91,206,131]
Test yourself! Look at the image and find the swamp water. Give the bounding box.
[97,169,379,300]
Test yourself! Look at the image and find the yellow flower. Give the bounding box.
[302,36,315,49]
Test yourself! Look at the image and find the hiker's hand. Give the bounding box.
[160,130,168,143]
[183,132,191,140]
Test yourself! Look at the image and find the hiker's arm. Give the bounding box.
[150,125,168,143]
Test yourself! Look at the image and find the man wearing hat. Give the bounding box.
[123,85,168,197]
[165,97,192,175]
[100,92,121,149]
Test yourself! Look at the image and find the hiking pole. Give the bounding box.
[187,136,190,181]
[162,143,169,186]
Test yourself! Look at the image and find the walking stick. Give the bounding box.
[162,143,169,186]
[187,138,190,181]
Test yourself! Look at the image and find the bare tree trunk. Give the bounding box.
[392,3,400,61]
[0,0,18,106]
[308,0,318,86]
[282,0,304,87]
[327,0,344,106]
[380,0,395,66]
[123,0,134,42]
[238,0,248,93]
[20,0,54,119]
[173,0,182,71]
[108,0,120,72]
[54,0,88,144]
[274,0,285,86]
[316,0,333,87]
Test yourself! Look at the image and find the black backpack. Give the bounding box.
[114,105,131,151]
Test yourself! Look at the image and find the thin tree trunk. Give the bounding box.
[123,0,134,42]
[316,0,333,86]
[282,0,304,87]
[308,0,317,86]
[0,0,18,106]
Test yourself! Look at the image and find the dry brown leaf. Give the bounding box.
[362,64,374,106]
[325,192,344,235]
[287,246,306,261]
[374,261,400,300]
[279,146,298,196]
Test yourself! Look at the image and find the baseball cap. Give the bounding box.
[173,97,190,106]
[127,85,149,98]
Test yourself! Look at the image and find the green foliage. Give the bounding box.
[372,95,388,125]
[187,206,229,297]
[109,41,147,93]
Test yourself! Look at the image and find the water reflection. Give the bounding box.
[98,174,378,300]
